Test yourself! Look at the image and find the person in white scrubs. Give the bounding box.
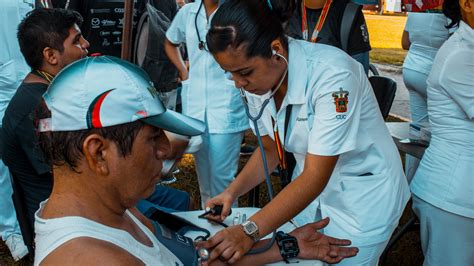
[401,12,450,182]
[164,0,249,208]
[410,0,474,264]
[199,0,410,265]
[0,0,34,261]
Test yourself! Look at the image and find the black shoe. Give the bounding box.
[240,144,256,156]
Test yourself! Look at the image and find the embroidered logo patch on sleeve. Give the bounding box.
[332,88,349,113]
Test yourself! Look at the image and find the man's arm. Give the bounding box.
[401,31,411,50]
[199,218,358,266]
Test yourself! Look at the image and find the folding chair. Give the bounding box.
[369,75,397,119]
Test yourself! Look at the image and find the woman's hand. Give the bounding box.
[204,190,235,221]
[196,224,254,264]
[290,217,359,264]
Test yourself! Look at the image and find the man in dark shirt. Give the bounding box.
[1,8,89,230]
[288,0,371,73]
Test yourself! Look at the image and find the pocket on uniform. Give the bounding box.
[446,155,474,212]
[336,173,392,234]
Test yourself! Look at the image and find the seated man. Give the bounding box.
[34,56,358,265]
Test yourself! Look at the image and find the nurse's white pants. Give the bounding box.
[412,195,474,266]
[0,61,22,241]
[403,68,430,183]
[403,68,429,127]
[312,207,393,266]
[0,161,22,241]
[193,131,244,208]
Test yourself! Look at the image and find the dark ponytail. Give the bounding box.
[206,0,297,58]
[443,0,461,29]
[267,0,297,25]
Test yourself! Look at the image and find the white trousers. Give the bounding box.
[313,208,392,266]
[403,68,429,128]
[0,60,23,241]
[193,131,244,208]
[0,161,21,241]
[403,68,430,182]
[412,195,474,266]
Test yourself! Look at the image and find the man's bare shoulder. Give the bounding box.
[39,237,144,266]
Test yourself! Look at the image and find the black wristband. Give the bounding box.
[275,231,299,263]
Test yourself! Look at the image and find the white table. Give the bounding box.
[175,208,323,266]
[386,122,427,159]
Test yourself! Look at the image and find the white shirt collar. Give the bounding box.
[458,20,474,45]
[286,39,308,105]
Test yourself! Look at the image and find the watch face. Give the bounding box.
[244,222,258,234]
[243,221,258,234]
[281,239,299,258]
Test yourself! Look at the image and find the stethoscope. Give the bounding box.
[238,51,288,202]
[237,51,289,255]
[195,0,208,51]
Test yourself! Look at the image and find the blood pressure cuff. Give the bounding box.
[149,208,211,265]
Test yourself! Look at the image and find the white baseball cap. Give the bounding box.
[39,56,205,136]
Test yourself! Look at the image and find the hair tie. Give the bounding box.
[267,0,273,10]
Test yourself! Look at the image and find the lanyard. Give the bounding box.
[271,105,293,178]
[34,70,54,83]
[301,0,333,43]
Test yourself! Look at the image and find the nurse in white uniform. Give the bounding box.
[410,0,474,264]
[401,12,450,181]
[164,0,249,207]
[200,0,410,265]
[0,0,34,261]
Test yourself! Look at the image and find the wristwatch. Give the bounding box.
[241,220,259,242]
[275,231,299,263]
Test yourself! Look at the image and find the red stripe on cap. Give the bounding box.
[91,90,112,128]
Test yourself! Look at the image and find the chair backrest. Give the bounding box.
[10,173,35,257]
[369,76,397,119]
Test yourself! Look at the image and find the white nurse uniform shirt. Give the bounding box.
[411,21,474,219]
[166,0,248,134]
[246,39,410,246]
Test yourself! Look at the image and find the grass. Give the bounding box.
[365,14,408,65]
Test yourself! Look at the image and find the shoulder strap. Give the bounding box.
[284,105,293,140]
[281,105,296,187]
[133,6,149,65]
[340,2,362,52]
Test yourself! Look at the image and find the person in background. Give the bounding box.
[401,11,450,182]
[409,0,474,264]
[0,0,35,261]
[202,0,410,264]
[165,0,249,208]
[288,0,372,74]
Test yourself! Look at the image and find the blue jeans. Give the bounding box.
[0,160,22,241]
[137,185,190,217]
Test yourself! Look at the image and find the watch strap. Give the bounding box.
[275,231,299,263]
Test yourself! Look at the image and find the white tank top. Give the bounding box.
[34,201,182,265]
